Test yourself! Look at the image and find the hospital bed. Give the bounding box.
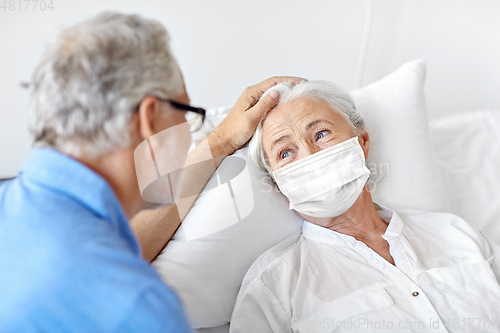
[151,59,500,333]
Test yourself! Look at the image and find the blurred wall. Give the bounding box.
[1,0,499,177]
[363,0,500,118]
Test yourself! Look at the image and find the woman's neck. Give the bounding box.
[300,187,395,265]
[300,187,388,243]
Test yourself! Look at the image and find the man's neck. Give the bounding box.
[73,148,142,220]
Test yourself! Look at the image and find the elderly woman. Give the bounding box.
[230,81,500,333]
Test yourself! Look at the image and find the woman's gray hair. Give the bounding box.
[248,80,365,174]
[29,12,184,157]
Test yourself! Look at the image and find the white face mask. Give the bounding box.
[272,137,370,218]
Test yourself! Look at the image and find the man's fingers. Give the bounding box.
[252,76,307,95]
[239,76,306,111]
[248,89,280,122]
[216,77,305,152]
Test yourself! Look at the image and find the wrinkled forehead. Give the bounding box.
[261,97,352,140]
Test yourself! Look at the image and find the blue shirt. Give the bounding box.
[0,148,192,332]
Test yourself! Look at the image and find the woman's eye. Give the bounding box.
[280,151,291,159]
[316,130,329,140]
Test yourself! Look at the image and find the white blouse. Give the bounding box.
[230,206,500,333]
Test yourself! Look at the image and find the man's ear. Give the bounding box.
[137,96,162,140]
[359,130,370,159]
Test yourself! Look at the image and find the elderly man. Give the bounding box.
[230,80,500,332]
[0,12,302,332]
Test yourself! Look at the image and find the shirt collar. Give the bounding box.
[377,204,404,240]
[302,203,404,246]
[19,148,140,254]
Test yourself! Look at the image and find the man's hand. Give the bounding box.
[210,76,306,156]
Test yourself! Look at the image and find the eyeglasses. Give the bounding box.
[156,97,206,133]
[133,97,206,133]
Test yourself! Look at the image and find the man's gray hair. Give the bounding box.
[248,80,365,174]
[29,12,184,157]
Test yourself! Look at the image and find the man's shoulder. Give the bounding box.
[1,174,94,223]
[0,181,117,262]
[0,173,126,249]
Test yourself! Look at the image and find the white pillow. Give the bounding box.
[153,59,450,328]
[351,59,450,213]
[430,110,500,243]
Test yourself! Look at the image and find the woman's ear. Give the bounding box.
[359,130,370,159]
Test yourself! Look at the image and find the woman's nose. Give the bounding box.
[301,142,321,157]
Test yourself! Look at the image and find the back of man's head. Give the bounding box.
[29,12,183,158]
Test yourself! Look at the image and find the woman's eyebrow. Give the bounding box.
[271,135,291,151]
[305,119,334,130]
